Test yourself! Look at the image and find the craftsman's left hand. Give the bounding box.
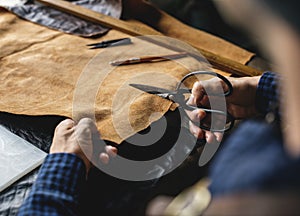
[50,118,117,173]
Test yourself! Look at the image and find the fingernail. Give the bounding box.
[106,146,117,158]
[196,110,203,120]
[110,147,118,155]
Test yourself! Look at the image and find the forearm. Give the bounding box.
[17,153,86,216]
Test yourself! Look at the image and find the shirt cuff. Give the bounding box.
[255,71,280,118]
[34,153,86,197]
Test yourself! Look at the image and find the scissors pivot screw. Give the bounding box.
[169,95,175,101]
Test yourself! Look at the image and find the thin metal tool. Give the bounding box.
[87,38,132,49]
[110,52,188,66]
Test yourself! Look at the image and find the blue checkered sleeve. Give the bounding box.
[17,153,86,216]
[256,71,280,118]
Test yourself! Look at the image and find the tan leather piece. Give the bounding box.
[0,10,253,144]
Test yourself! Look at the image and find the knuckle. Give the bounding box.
[190,109,204,122]
[63,118,75,125]
[192,81,201,92]
[55,119,72,130]
[79,118,94,126]
[76,124,91,135]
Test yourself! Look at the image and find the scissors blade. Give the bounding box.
[129,83,175,99]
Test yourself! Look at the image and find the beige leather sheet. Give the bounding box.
[0,10,254,144]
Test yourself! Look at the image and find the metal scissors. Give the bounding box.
[130,71,235,133]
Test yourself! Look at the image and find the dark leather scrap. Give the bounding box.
[0,0,122,37]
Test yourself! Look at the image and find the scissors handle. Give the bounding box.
[177,71,233,97]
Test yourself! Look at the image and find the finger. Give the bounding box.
[77,118,98,131]
[105,145,118,158]
[214,132,224,143]
[205,131,224,144]
[56,119,75,131]
[186,94,195,106]
[78,118,102,139]
[77,118,101,139]
[76,124,92,139]
[189,121,205,139]
[191,81,206,105]
[205,131,216,144]
[187,109,206,123]
[191,82,205,106]
[99,152,109,164]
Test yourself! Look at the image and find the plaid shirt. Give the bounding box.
[256,71,280,118]
[17,153,86,216]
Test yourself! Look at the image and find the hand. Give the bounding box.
[187,75,261,143]
[50,118,117,173]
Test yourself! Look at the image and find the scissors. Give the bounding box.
[130,71,235,133]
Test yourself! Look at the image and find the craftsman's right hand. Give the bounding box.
[187,75,261,143]
[50,118,117,174]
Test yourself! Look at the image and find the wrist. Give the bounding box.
[49,150,92,174]
[247,75,261,90]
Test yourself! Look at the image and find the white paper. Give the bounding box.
[0,125,47,192]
